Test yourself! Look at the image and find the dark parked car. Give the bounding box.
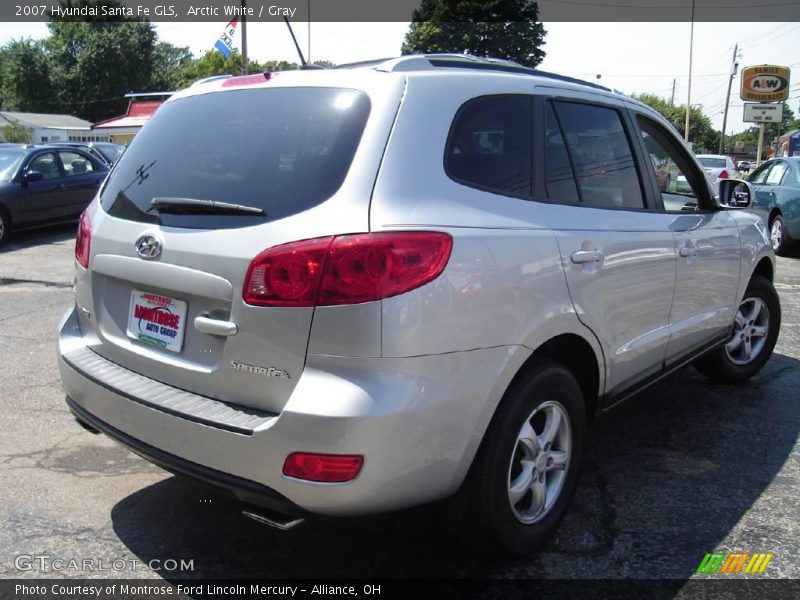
[0,144,109,245]
[746,157,800,255]
[48,141,126,167]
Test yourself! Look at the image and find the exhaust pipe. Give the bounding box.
[242,508,305,531]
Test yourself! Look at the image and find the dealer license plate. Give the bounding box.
[126,290,188,353]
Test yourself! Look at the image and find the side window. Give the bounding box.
[445,95,532,197]
[637,118,704,212]
[765,161,788,186]
[544,102,579,203]
[58,151,95,176]
[749,162,772,184]
[28,153,61,180]
[554,101,645,210]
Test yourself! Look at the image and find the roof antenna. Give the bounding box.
[283,17,306,66]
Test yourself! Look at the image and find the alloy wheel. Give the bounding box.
[770,219,783,251]
[507,401,571,524]
[725,296,770,365]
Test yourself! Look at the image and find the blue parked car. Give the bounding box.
[747,157,800,256]
[0,144,109,246]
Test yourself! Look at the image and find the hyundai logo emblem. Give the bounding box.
[135,234,162,259]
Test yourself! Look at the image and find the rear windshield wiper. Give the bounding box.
[150,197,266,216]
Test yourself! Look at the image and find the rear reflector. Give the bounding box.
[283,452,364,483]
[243,231,453,307]
[75,209,92,269]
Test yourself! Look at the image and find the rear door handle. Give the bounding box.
[679,245,697,258]
[194,315,238,337]
[570,249,604,264]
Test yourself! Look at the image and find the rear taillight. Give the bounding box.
[75,210,92,269]
[719,170,729,179]
[243,232,453,307]
[283,452,364,483]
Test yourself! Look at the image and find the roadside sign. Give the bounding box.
[740,65,791,102]
[743,102,784,123]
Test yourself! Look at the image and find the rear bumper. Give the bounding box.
[66,395,305,516]
[58,304,525,516]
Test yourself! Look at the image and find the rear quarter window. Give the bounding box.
[100,87,371,229]
[444,95,533,198]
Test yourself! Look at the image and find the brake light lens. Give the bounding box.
[243,232,453,307]
[719,169,729,179]
[283,452,364,483]
[75,210,92,269]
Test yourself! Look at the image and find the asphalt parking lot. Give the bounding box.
[0,224,798,583]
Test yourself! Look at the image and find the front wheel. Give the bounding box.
[448,360,586,555]
[695,275,780,383]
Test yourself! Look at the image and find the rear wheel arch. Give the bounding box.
[510,333,601,422]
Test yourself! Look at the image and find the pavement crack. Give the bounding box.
[0,277,73,289]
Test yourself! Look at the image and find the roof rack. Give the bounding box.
[190,74,234,87]
[341,54,610,92]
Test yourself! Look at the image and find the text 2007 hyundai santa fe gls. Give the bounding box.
[58,55,780,554]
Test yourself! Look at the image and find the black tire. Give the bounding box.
[0,209,9,247]
[695,275,781,383]
[448,360,586,555]
[769,215,791,257]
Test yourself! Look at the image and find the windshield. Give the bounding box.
[0,149,23,182]
[95,143,125,164]
[698,157,726,169]
[100,87,371,229]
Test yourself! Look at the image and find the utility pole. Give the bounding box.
[718,43,738,154]
[684,0,695,143]
[241,0,248,74]
[670,78,676,106]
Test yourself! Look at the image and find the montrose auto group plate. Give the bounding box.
[126,290,188,353]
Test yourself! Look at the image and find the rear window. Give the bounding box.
[698,157,726,169]
[100,87,371,228]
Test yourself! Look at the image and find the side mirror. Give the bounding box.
[23,170,44,183]
[718,179,752,209]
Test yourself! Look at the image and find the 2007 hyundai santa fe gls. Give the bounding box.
[58,54,781,554]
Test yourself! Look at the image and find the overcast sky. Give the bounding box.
[1,20,798,136]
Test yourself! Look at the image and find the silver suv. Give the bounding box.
[58,55,780,554]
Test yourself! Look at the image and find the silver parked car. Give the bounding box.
[58,55,780,555]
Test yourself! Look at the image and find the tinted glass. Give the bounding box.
[698,157,726,169]
[0,149,23,182]
[101,87,371,229]
[555,102,644,209]
[59,151,95,176]
[446,95,532,197]
[544,102,579,203]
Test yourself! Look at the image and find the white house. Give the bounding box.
[0,110,107,143]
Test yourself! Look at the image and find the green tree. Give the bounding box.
[0,122,32,143]
[177,50,264,88]
[401,0,546,68]
[149,42,194,91]
[0,39,52,112]
[46,1,156,121]
[632,93,720,153]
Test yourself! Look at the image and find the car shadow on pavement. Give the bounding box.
[0,223,76,253]
[110,353,800,580]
